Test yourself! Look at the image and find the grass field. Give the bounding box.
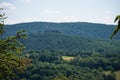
[62,56,74,61]
[115,71,120,80]
[103,71,111,76]
[104,70,120,80]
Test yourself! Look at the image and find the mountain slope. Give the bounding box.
[4,22,117,39]
[2,22,120,53]
[21,33,120,54]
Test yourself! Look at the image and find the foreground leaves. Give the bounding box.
[111,15,120,39]
[0,8,30,80]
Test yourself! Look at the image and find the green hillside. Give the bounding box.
[2,22,120,80]
[4,22,118,40]
[21,33,120,54]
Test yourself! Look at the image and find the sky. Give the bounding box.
[0,0,120,24]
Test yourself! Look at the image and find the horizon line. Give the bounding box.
[5,21,115,26]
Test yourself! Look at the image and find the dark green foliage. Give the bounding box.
[1,14,120,80]
[20,33,120,55]
[19,50,118,80]
[4,22,116,40]
[111,15,120,39]
[0,9,29,80]
[3,22,120,53]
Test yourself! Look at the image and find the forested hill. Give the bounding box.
[4,22,118,40]
[20,33,120,53]
[2,22,120,53]
[3,22,120,80]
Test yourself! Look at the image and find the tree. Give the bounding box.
[111,15,120,39]
[0,8,30,80]
[53,73,69,80]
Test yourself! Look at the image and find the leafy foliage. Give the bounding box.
[0,9,30,80]
[111,15,120,39]
[19,50,118,80]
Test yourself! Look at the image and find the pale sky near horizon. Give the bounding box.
[0,0,120,24]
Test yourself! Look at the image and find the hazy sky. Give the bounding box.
[0,0,120,24]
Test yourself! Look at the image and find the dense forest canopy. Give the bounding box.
[4,22,116,40]
[1,7,120,79]
[1,21,120,80]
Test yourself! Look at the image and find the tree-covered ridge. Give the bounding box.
[20,33,120,54]
[2,22,120,54]
[4,22,118,40]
